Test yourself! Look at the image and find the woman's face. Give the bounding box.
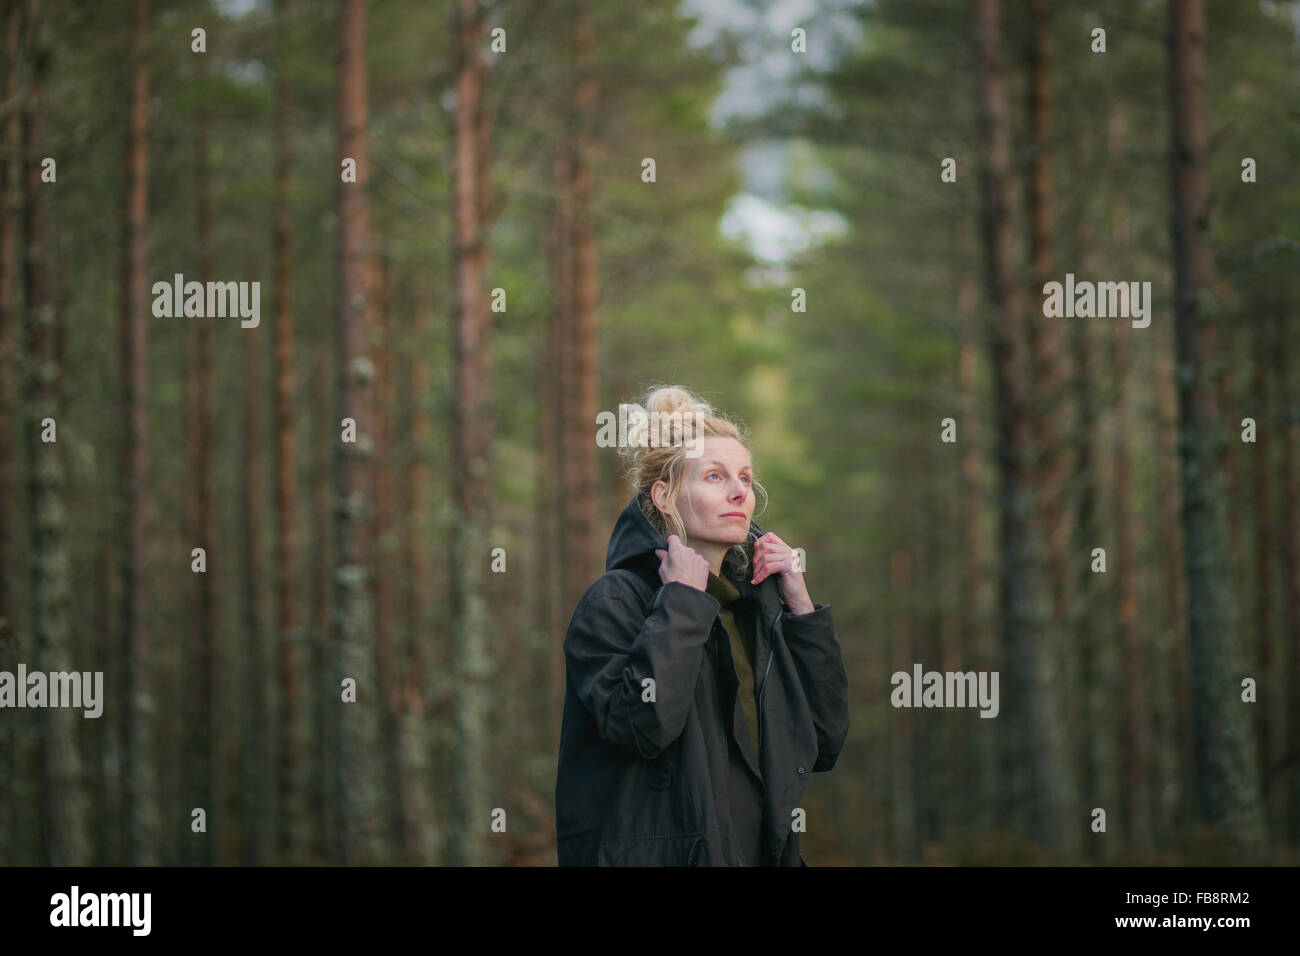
[654,436,755,551]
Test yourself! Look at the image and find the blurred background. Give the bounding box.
[0,0,1297,866]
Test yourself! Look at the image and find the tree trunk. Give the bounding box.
[184,36,216,866]
[271,0,300,865]
[332,0,380,864]
[119,0,156,867]
[916,489,944,852]
[1113,292,1148,857]
[1165,0,1264,854]
[1276,301,1300,845]
[1071,214,1101,861]
[1104,103,1149,859]
[405,285,432,718]
[93,539,115,864]
[1024,0,1078,857]
[448,0,494,868]
[372,250,410,858]
[23,0,88,866]
[1024,0,1072,654]
[1152,306,1187,851]
[971,0,1068,853]
[400,279,436,863]
[562,0,599,619]
[1249,296,1274,822]
[241,296,267,865]
[955,228,990,838]
[545,144,574,760]
[0,0,25,867]
[309,347,331,863]
[889,548,915,863]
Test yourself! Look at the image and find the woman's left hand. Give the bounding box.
[751,532,815,615]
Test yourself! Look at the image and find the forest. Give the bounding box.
[0,0,1297,866]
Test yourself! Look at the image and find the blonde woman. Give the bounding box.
[555,385,849,866]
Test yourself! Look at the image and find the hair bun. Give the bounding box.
[615,385,712,461]
[643,385,713,421]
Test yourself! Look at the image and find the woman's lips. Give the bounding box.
[720,513,746,519]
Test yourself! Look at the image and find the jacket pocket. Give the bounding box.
[597,832,705,866]
[647,736,680,789]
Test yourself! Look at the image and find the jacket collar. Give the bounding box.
[605,493,782,625]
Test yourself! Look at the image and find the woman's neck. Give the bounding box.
[693,542,728,579]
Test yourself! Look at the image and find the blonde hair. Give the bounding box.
[616,384,768,573]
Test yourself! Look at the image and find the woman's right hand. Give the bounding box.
[654,534,711,592]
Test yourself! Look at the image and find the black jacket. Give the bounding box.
[555,493,850,865]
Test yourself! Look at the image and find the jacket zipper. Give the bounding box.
[756,643,774,750]
[756,634,775,866]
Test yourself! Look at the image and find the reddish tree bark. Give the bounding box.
[271,0,300,865]
[545,144,574,758]
[332,0,380,864]
[447,0,494,867]
[1024,0,1071,637]
[119,0,156,866]
[562,0,599,618]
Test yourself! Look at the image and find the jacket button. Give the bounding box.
[797,766,807,775]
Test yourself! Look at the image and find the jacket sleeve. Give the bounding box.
[565,577,720,760]
[780,602,849,772]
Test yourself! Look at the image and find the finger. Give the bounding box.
[655,549,666,560]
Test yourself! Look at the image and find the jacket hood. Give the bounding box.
[606,493,768,596]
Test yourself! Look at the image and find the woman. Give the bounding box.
[555,385,850,866]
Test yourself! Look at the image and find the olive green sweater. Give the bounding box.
[705,570,760,764]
